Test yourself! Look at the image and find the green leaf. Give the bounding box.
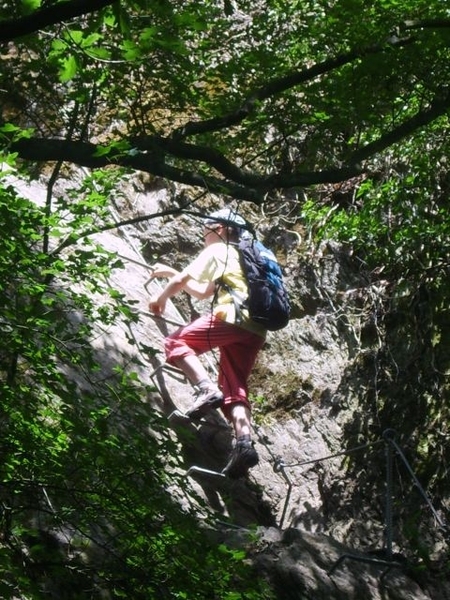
[121,40,142,61]
[21,0,41,14]
[81,33,103,48]
[66,29,84,45]
[93,145,112,157]
[0,123,21,133]
[87,47,111,60]
[59,55,78,82]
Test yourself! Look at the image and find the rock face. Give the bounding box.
[98,188,448,597]
[15,176,449,599]
[108,200,367,532]
[232,527,434,600]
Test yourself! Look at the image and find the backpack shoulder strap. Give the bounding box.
[214,240,248,325]
[215,279,244,325]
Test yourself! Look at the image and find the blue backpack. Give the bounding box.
[226,236,290,331]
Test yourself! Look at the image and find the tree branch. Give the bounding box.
[403,19,450,31]
[0,0,115,42]
[11,137,266,203]
[172,37,415,140]
[11,83,450,203]
[349,92,450,164]
[11,136,361,202]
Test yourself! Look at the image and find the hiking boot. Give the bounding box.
[186,388,224,420]
[222,440,259,479]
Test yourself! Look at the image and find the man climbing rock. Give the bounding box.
[148,208,267,478]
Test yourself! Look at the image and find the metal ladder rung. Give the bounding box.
[168,409,191,422]
[185,466,226,478]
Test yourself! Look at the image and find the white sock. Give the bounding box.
[196,379,214,391]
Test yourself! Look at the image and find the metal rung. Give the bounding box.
[168,409,190,422]
[328,553,403,577]
[148,364,186,380]
[185,466,226,478]
[141,310,186,327]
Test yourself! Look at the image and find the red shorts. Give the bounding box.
[165,314,265,416]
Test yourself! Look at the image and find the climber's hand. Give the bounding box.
[148,295,166,315]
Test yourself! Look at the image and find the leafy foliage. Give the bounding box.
[0,162,271,598]
[1,0,450,582]
[1,0,450,200]
[301,123,450,562]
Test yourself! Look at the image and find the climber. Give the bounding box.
[148,208,267,479]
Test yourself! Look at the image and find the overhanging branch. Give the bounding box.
[11,136,363,202]
[172,37,415,140]
[11,82,450,202]
[11,137,266,203]
[402,18,450,31]
[0,0,115,42]
[349,93,450,164]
